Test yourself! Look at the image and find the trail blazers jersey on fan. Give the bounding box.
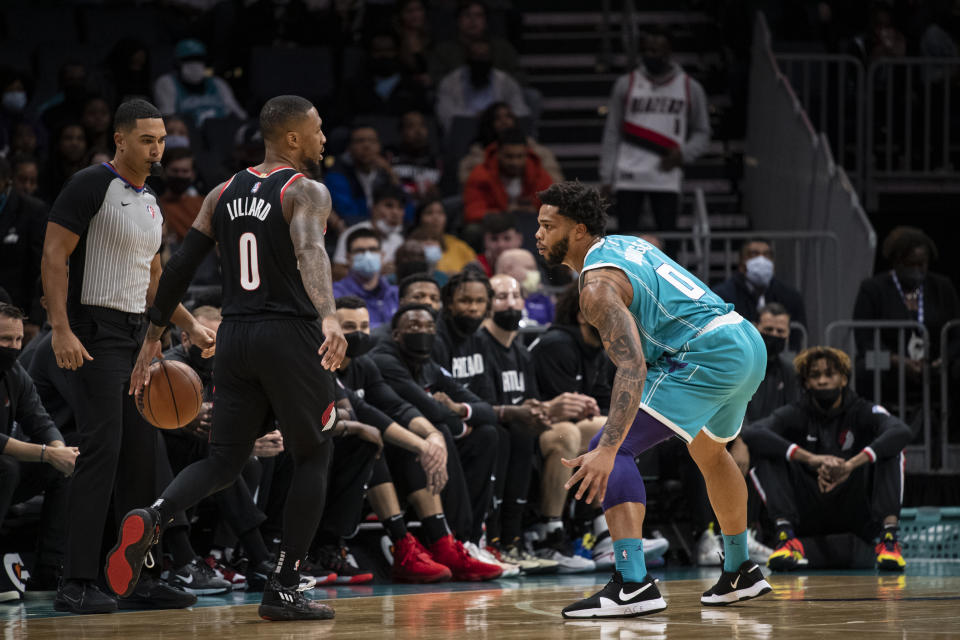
[213,166,317,319]
[599,63,711,193]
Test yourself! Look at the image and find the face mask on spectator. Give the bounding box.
[2,91,27,114]
[400,331,434,360]
[468,59,492,87]
[894,266,924,291]
[493,308,522,331]
[374,219,401,236]
[351,251,381,280]
[165,176,192,195]
[810,387,842,409]
[451,314,483,335]
[0,346,19,374]
[180,61,207,85]
[424,244,443,265]
[744,255,774,289]
[165,135,190,149]
[345,331,374,358]
[761,333,786,359]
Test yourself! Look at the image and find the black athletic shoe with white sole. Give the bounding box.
[701,560,772,606]
[258,575,335,621]
[562,572,667,618]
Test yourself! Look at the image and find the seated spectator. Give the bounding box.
[159,147,205,242]
[712,238,807,351]
[0,67,36,157]
[325,124,396,227]
[393,0,434,88]
[407,199,476,275]
[0,303,79,596]
[435,39,528,133]
[475,211,523,277]
[370,304,500,552]
[8,121,42,161]
[746,302,803,424]
[162,114,192,150]
[81,96,113,153]
[38,121,88,202]
[153,39,247,127]
[391,238,448,286]
[104,38,152,104]
[333,228,399,328]
[435,269,495,399]
[333,183,407,279]
[339,32,431,118]
[494,247,553,325]
[852,226,960,407]
[371,272,442,344]
[459,101,563,184]
[386,110,442,204]
[0,157,46,321]
[430,0,520,81]
[10,155,39,199]
[38,62,90,134]
[462,127,552,225]
[743,346,912,572]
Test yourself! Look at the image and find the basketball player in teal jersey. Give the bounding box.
[534,182,772,618]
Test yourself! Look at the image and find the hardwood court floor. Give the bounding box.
[6,565,960,639]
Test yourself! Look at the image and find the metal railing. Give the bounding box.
[825,320,934,472]
[776,53,865,192]
[940,319,960,472]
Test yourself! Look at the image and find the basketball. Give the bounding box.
[136,360,204,430]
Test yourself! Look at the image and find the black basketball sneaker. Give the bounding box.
[562,571,667,618]
[105,507,161,597]
[258,575,335,621]
[701,560,772,606]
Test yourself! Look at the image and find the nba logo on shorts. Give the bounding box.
[251,182,261,194]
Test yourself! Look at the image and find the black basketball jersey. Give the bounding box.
[213,166,318,320]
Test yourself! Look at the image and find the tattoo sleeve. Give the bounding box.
[288,180,336,319]
[579,272,647,449]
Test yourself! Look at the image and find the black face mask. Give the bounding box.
[0,346,19,375]
[400,331,435,360]
[370,58,400,77]
[643,56,669,76]
[345,331,374,358]
[761,333,786,359]
[452,314,483,336]
[895,267,925,291]
[187,344,213,373]
[493,308,523,331]
[165,176,192,195]
[468,59,492,87]
[810,387,842,409]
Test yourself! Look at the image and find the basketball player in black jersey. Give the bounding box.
[103,95,346,621]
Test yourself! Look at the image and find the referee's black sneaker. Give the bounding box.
[258,575,335,621]
[105,507,161,597]
[561,571,667,618]
[701,560,772,606]
[117,573,197,610]
[53,579,117,614]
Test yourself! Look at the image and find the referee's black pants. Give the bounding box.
[751,452,904,542]
[63,306,160,581]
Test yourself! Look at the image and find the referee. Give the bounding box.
[41,99,215,614]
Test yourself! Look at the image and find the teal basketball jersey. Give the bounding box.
[579,235,734,364]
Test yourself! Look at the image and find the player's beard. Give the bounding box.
[544,232,570,266]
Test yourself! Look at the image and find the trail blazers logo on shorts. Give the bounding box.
[321,401,337,431]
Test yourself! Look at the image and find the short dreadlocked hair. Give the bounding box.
[793,346,851,385]
[881,225,939,266]
[537,181,608,236]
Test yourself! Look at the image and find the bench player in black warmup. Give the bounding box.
[104,95,347,621]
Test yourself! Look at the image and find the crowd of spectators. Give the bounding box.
[1,0,957,608]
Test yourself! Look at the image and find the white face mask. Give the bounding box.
[2,90,27,113]
[744,255,774,289]
[180,61,207,85]
[374,218,401,236]
[423,244,443,265]
[165,134,190,149]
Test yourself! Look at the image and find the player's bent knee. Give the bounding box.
[601,453,647,511]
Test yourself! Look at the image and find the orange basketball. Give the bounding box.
[137,360,204,430]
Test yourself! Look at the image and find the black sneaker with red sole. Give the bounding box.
[105,507,161,598]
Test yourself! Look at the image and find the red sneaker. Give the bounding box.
[428,535,502,581]
[391,533,451,583]
[767,535,808,571]
[204,554,248,590]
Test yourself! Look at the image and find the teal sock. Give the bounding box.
[613,538,646,582]
[722,530,749,572]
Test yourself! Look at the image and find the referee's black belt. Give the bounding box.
[80,305,145,327]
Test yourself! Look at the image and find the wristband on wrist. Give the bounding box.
[40,443,46,464]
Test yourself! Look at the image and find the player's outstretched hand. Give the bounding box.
[318,314,347,370]
[187,322,217,358]
[562,447,616,505]
[129,338,162,397]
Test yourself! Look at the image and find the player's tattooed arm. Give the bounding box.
[579,269,647,450]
